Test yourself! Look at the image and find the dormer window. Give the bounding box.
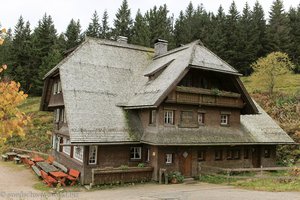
[164,110,174,125]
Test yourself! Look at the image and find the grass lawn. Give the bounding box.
[199,171,300,192]
[241,73,300,95]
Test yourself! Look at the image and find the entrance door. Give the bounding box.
[252,146,261,168]
[180,151,192,177]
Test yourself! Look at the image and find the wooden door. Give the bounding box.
[180,151,192,177]
[252,146,261,168]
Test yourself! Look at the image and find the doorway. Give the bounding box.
[252,146,261,168]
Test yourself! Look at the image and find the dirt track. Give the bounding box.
[0,160,300,200]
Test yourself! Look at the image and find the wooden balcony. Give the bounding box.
[166,86,244,108]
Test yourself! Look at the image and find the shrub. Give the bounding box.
[168,171,184,183]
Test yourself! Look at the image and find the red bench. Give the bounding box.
[66,169,80,186]
[41,170,57,187]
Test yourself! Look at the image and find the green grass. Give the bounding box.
[199,172,300,192]
[241,73,300,95]
[0,97,53,154]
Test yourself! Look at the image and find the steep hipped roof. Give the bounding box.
[51,38,153,143]
[124,40,242,109]
[141,102,294,145]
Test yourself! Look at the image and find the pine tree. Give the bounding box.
[267,0,291,52]
[65,19,82,50]
[193,4,211,43]
[288,6,300,72]
[130,9,150,47]
[146,4,174,47]
[100,10,111,39]
[86,11,101,38]
[31,13,60,95]
[113,0,132,38]
[174,11,186,46]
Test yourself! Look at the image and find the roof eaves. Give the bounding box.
[190,65,242,76]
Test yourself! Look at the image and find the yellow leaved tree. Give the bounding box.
[0,26,30,144]
[251,52,294,95]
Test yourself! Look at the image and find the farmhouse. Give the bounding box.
[40,37,295,185]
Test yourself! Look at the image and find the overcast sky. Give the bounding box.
[1,0,299,33]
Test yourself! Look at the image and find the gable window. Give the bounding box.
[164,110,174,125]
[264,148,271,158]
[165,153,173,164]
[149,110,156,125]
[215,150,222,161]
[74,146,84,162]
[130,147,142,160]
[198,150,206,161]
[220,114,229,125]
[62,137,71,155]
[198,113,205,125]
[89,146,98,164]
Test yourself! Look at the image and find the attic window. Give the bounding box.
[220,114,229,126]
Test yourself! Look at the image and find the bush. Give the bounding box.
[168,171,184,183]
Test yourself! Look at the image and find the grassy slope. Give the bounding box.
[1,97,53,153]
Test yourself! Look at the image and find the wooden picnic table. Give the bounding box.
[50,171,68,186]
[6,152,17,161]
[36,162,58,173]
[31,156,45,162]
[17,154,31,164]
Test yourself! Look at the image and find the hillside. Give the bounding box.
[0,97,53,153]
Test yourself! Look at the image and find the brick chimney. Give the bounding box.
[154,39,168,56]
[117,36,128,43]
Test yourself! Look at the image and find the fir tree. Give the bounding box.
[267,0,291,52]
[100,10,111,39]
[86,11,101,38]
[288,6,300,72]
[65,19,82,50]
[130,9,150,47]
[113,0,132,38]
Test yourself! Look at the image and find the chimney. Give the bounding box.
[117,36,128,43]
[154,39,168,56]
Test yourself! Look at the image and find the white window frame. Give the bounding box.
[164,110,174,125]
[74,146,84,162]
[88,146,98,164]
[220,114,229,125]
[166,153,173,164]
[149,110,156,124]
[57,81,62,93]
[55,109,60,123]
[56,136,61,152]
[53,82,58,94]
[146,148,150,162]
[130,147,142,160]
[52,135,57,150]
[62,137,71,155]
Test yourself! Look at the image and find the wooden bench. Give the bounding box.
[32,165,41,177]
[13,157,21,164]
[66,169,80,186]
[53,161,68,173]
[1,154,8,161]
[41,170,57,187]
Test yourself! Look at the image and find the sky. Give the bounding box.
[1,0,299,33]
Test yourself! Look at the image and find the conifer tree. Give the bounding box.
[288,6,300,72]
[113,0,132,38]
[130,9,150,47]
[100,10,111,39]
[86,11,101,38]
[65,19,82,50]
[267,0,291,52]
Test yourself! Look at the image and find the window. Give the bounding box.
[56,136,61,152]
[215,150,222,160]
[165,153,173,164]
[198,150,206,161]
[53,82,58,94]
[164,110,174,125]
[227,149,240,160]
[62,137,71,155]
[60,109,64,122]
[63,109,67,123]
[89,146,97,164]
[149,110,156,125]
[264,148,271,158]
[74,146,84,162]
[57,81,62,93]
[244,148,249,159]
[198,113,205,125]
[146,148,150,162]
[52,135,57,150]
[55,109,60,123]
[130,147,142,160]
[220,115,229,125]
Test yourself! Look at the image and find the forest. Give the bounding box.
[0,0,299,95]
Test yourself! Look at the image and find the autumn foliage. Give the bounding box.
[0,27,30,143]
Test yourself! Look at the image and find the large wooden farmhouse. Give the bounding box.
[40,37,294,184]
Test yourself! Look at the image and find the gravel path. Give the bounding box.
[0,160,299,200]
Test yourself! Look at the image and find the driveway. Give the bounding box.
[0,160,300,200]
